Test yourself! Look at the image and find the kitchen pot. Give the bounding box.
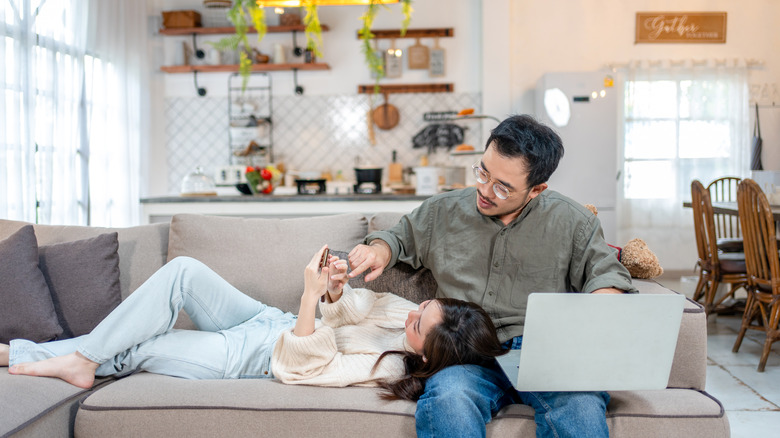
[354,167,383,194]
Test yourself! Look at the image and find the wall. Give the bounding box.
[482,0,780,271]
[148,0,483,196]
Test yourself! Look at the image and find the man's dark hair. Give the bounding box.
[484,114,564,187]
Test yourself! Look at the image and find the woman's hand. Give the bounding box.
[326,256,349,302]
[302,245,330,304]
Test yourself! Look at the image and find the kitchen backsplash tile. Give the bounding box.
[165,92,481,193]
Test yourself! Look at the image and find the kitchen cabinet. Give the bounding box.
[140,194,429,224]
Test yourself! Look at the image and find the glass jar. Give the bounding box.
[180,167,217,196]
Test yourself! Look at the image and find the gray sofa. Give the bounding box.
[0,213,729,437]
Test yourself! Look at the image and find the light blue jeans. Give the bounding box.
[10,257,297,380]
[416,337,610,438]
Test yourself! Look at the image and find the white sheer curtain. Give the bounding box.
[84,0,147,227]
[0,0,146,226]
[619,60,750,271]
[1,0,89,224]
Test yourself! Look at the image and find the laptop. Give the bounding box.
[495,293,685,392]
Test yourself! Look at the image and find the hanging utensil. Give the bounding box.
[372,92,400,130]
[429,37,445,77]
[408,37,429,70]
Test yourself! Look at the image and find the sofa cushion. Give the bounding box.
[0,225,62,343]
[0,370,111,437]
[38,232,122,338]
[74,373,729,438]
[167,214,368,316]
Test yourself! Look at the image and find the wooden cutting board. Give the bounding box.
[408,38,429,70]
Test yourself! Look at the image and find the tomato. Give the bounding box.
[262,183,273,194]
[245,166,255,174]
[260,168,272,180]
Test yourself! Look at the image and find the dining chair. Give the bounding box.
[734,178,780,372]
[690,180,748,314]
[707,177,743,253]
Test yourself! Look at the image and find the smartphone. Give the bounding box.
[320,248,330,270]
[319,248,330,303]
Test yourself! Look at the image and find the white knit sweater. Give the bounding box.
[271,285,418,387]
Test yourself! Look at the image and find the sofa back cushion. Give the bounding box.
[167,214,368,316]
[0,225,63,343]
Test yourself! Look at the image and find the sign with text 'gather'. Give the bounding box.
[635,12,727,43]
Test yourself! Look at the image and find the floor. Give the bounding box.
[657,276,780,438]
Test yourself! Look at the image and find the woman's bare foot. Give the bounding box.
[8,352,99,389]
[0,343,9,366]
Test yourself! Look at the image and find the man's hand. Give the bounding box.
[348,240,391,282]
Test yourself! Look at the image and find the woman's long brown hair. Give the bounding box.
[372,298,506,401]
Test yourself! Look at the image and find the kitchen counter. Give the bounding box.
[140,193,432,224]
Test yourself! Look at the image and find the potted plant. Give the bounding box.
[213,0,413,92]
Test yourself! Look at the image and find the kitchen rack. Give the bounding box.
[357,83,454,94]
[228,73,273,165]
[159,24,330,96]
[356,27,454,39]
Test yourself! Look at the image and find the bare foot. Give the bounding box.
[0,343,8,366]
[8,352,99,389]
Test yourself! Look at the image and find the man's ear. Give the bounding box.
[527,183,548,200]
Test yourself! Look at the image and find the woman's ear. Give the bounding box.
[422,355,427,363]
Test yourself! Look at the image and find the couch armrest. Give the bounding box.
[632,279,706,390]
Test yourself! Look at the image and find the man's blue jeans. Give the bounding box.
[415,338,610,438]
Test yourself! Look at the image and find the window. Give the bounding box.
[624,77,743,200]
[618,62,749,272]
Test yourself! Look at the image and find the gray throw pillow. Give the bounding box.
[330,250,437,304]
[0,225,63,343]
[39,232,122,338]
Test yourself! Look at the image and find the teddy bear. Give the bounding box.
[584,204,664,279]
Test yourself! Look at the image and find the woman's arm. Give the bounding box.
[294,246,330,337]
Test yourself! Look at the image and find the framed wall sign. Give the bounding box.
[636,12,727,43]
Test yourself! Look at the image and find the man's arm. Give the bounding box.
[592,287,624,294]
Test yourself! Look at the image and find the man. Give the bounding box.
[348,114,636,437]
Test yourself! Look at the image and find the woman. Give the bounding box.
[1,246,504,400]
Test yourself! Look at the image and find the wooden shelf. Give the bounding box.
[161,63,331,73]
[160,25,330,36]
[357,83,453,94]
[357,28,454,39]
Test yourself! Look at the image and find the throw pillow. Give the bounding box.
[0,225,63,343]
[330,250,437,304]
[39,232,122,338]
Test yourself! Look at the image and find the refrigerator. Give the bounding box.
[535,71,620,243]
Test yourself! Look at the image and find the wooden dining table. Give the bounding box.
[683,201,780,221]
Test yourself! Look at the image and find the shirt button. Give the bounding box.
[493,261,499,268]
[488,290,494,296]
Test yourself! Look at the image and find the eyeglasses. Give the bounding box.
[472,163,516,200]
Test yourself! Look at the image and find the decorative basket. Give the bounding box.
[162,10,202,28]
